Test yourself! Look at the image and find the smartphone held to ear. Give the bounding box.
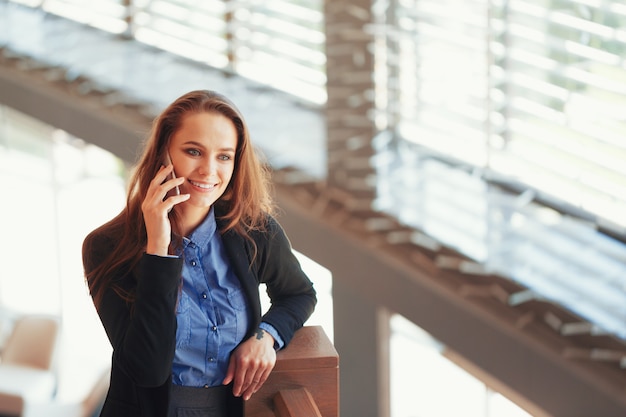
[164,153,181,196]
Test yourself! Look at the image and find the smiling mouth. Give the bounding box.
[189,179,217,190]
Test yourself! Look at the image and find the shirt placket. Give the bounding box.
[189,242,220,376]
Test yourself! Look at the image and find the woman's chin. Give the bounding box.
[187,194,219,210]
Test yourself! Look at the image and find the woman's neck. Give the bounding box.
[177,205,211,237]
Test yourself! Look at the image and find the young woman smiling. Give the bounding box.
[82,90,317,417]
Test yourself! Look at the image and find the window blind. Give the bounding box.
[132,0,325,103]
[375,0,626,338]
[232,0,326,103]
[381,0,626,234]
[489,0,626,232]
[133,0,230,68]
[15,0,326,104]
[385,0,491,167]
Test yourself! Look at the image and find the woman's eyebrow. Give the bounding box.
[181,140,205,148]
[183,140,204,148]
[182,141,235,153]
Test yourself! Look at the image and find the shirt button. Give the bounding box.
[204,384,209,389]
[212,326,217,331]
[208,357,216,362]
[202,293,208,299]
[191,260,197,267]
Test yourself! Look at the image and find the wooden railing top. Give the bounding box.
[273,326,338,372]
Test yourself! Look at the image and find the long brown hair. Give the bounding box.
[85,90,274,309]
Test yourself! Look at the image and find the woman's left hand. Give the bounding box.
[223,329,277,400]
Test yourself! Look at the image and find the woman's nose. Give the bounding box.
[198,159,216,176]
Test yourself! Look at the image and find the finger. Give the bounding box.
[144,165,175,204]
[243,371,264,401]
[235,357,263,398]
[151,164,175,189]
[232,373,244,398]
[161,176,185,200]
[247,362,274,399]
[254,367,271,392]
[232,360,249,397]
[222,357,236,387]
[165,192,190,213]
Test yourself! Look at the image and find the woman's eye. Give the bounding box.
[186,149,201,157]
[219,154,233,161]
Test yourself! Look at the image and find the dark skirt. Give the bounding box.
[168,384,243,417]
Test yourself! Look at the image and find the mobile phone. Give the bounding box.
[164,152,180,196]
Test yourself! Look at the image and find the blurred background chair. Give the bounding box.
[0,315,60,416]
[1,315,59,370]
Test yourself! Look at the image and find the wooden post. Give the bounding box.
[245,326,339,417]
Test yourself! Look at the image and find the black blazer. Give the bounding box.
[82,211,317,417]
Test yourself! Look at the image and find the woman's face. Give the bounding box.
[167,111,237,216]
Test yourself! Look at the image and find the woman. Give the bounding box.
[82,90,317,417]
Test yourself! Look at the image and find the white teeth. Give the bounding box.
[190,180,216,189]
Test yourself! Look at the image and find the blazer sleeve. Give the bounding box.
[254,216,317,347]
[83,231,183,387]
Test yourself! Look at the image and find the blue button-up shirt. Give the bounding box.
[172,208,282,387]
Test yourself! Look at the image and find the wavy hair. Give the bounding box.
[84,90,274,308]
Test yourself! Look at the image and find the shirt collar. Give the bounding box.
[182,207,217,249]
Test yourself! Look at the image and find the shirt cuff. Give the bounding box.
[259,322,284,351]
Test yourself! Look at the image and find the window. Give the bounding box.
[377,0,626,232]
[19,0,326,104]
[374,0,626,339]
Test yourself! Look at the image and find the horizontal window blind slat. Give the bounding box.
[42,0,127,33]
[507,119,626,171]
[44,0,126,18]
[135,12,227,35]
[241,14,324,44]
[133,29,229,67]
[247,0,323,23]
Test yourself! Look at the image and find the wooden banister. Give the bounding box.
[274,388,323,417]
[245,326,339,417]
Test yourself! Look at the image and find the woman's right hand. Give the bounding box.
[141,164,189,256]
